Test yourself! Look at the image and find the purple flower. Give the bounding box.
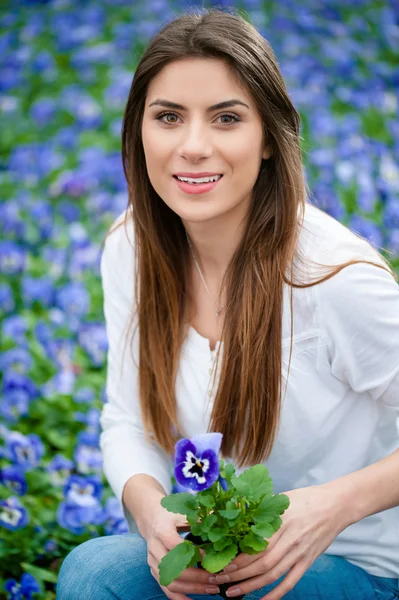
[46,455,74,486]
[4,572,40,600]
[64,474,103,506]
[0,497,29,531]
[0,391,30,423]
[349,215,383,248]
[44,539,57,554]
[174,433,222,492]
[0,348,33,374]
[55,282,90,318]
[57,498,104,535]
[0,283,15,313]
[218,475,229,491]
[0,241,26,275]
[0,466,28,495]
[78,323,108,366]
[74,430,102,475]
[43,338,75,370]
[2,316,28,345]
[4,432,44,471]
[58,199,81,222]
[103,497,129,535]
[1,372,39,422]
[21,275,54,308]
[30,97,56,127]
[41,370,76,399]
[2,371,39,401]
[73,387,95,404]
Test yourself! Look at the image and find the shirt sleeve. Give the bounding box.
[99,213,173,529]
[316,260,399,409]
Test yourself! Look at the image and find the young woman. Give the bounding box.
[57,8,399,600]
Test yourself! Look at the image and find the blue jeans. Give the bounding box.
[56,533,399,599]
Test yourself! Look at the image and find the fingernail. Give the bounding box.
[215,574,230,584]
[208,577,218,584]
[224,564,238,573]
[226,587,242,597]
[205,586,220,594]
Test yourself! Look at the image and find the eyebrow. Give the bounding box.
[148,98,250,112]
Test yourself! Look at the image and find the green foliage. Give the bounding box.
[160,493,199,519]
[201,544,239,573]
[231,465,274,500]
[159,461,290,584]
[158,541,201,587]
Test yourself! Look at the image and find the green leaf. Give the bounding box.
[187,547,202,568]
[190,523,204,537]
[218,508,241,519]
[239,531,268,555]
[213,537,234,552]
[159,541,198,587]
[202,513,218,532]
[21,562,57,584]
[161,493,198,518]
[197,493,215,509]
[208,526,229,543]
[45,430,69,450]
[201,544,238,573]
[252,494,290,523]
[269,516,283,532]
[251,521,275,538]
[224,464,236,478]
[231,465,273,500]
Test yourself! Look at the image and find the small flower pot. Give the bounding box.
[185,532,245,600]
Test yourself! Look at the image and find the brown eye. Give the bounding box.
[156,112,179,124]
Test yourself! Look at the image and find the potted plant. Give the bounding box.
[158,433,289,600]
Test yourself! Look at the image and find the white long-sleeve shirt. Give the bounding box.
[99,200,399,579]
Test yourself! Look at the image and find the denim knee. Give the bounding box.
[57,537,102,600]
[56,534,154,600]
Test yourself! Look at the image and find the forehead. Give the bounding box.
[146,57,253,108]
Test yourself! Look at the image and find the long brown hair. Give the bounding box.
[106,7,397,468]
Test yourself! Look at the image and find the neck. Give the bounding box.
[182,214,247,283]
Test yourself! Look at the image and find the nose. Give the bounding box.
[178,121,213,162]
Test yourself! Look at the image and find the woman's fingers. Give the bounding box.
[150,567,191,600]
[223,527,285,575]
[148,548,211,583]
[149,564,219,597]
[148,552,209,581]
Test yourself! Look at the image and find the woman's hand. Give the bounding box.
[212,484,350,600]
[144,504,220,600]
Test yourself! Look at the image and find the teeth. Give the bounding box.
[176,175,221,184]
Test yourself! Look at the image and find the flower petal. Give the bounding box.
[190,433,222,456]
[174,438,196,466]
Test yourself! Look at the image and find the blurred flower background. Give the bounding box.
[0,0,398,597]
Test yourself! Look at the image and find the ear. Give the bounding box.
[262,145,273,160]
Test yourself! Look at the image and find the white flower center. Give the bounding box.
[182,450,210,484]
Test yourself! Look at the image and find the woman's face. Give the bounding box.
[141,58,272,226]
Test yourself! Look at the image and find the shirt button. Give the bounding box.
[208,391,212,397]
[208,368,213,375]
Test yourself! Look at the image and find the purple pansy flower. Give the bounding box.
[56,498,104,535]
[4,432,44,471]
[0,497,29,531]
[0,465,28,495]
[103,497,129,535]
[4,572,40,600]
[174,433,222,492]
[63,474,103,506]
[46,455,74,486]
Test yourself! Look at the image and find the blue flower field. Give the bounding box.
[0,0,398,597]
